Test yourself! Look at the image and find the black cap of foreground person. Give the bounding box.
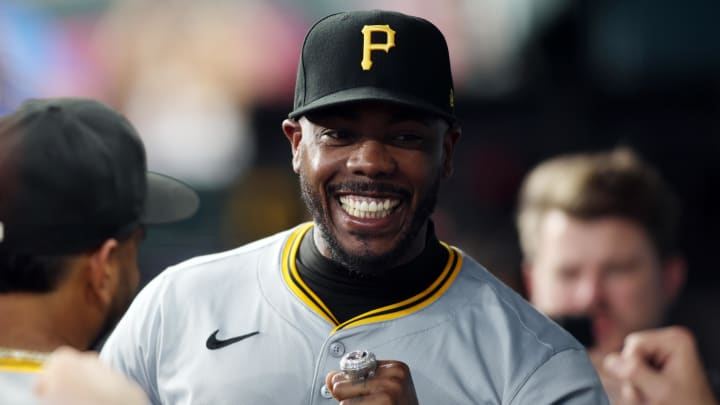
[289,9,456,122]
[0,97,199,255]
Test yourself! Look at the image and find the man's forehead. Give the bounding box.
[536,211,659,262]
[304,102,442,125]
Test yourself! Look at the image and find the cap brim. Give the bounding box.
[142,172,200,224]
[288,87,455,122]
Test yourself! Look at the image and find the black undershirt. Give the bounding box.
[296,223,449,324]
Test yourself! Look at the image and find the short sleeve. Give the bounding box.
[511,348,610,404]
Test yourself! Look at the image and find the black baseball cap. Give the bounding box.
[289,10,455,122]
[0,98,199,255]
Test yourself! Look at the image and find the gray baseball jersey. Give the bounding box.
[0,372,38,405]
[101,223,609,404]
[0,352,42,405]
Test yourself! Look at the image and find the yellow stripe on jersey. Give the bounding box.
[0,357,43,373]
[281,223,463,333]
[281,223,340,326]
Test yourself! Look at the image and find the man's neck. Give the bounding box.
[296,222,449,323]
[0,293,89,352]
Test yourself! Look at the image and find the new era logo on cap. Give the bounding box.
[289,10,455,122]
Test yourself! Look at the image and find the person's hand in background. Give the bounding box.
[603,326,718,405]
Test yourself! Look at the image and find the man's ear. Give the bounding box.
[661,255,687,305]
[441,126,461,179]
[86,239,119,308]
[282,118,303,174]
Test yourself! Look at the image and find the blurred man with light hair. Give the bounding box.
[517,147,718,404]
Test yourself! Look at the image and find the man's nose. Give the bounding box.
[346,139,397,178]
[575,276,603,312]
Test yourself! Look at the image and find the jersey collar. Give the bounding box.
[281,222,463,334]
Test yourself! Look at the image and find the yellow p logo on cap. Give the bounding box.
[361,25,396,71]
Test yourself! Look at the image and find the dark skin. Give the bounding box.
[283,102,461,403]
[283,102,460,275]
[325,361,419,405]
[0,227,143,352]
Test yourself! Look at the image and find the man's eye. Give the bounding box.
[320,130,354,144]
[606,264,637,276]
[395,133,421,141]
[392,133,425,146]
[558,268,581,282]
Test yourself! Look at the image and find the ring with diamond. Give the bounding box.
[339,350,377,381]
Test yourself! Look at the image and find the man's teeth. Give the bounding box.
[339,196,400,219]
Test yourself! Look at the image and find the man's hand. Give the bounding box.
[603,326,718,405]
[326,360,419,405]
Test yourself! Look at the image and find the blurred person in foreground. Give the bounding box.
[33,347,149,405]
[0,98,198,404]
[100,9,607,405]
[518,147,718,404]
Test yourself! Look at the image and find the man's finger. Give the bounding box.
[328,361,409,401]
[604,353,667,400]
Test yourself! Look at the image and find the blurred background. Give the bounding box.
[1,0,718,365]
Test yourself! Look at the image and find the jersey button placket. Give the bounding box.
[328,341,345,358]
[320,384,333,399]
[319,341,344,400]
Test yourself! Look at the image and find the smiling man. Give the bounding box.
[101,10,608,404]
[288,104,453,275]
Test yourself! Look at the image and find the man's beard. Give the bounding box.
[299,173,441,277]
[89,270,136,350]
[89,302,126,350]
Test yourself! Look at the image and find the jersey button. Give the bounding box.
[328,341,345,358]
[320,384,333,399]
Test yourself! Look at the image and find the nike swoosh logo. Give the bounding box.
[206,329,259,350]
